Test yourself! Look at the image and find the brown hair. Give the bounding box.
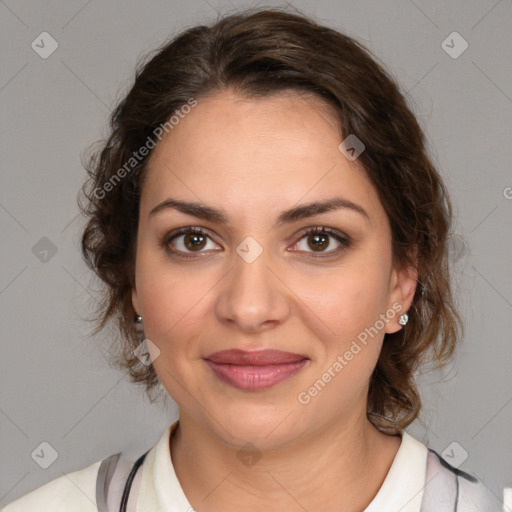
[79,6,463,434]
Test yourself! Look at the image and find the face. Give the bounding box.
[132,89,417,449]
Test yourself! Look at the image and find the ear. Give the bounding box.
[385,252,418,334]
[132,286,141,316]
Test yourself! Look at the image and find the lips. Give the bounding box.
[204,349,309,391]
[205,349,308,365]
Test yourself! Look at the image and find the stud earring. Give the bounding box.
[398,313,409,326]
[134,314,144,340]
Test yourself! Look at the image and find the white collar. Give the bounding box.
[136,421,427,512]
[136,420,189,511]
[363,430,428,512]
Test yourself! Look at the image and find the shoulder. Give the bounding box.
[422,448,503,512]
[1,459,102,512]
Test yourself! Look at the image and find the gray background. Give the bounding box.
[1,0,511,507]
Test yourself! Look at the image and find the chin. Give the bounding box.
[205,405,302,450]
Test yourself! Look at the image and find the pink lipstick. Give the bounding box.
[204,349,308,391]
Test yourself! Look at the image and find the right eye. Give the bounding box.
[162,227,221,258]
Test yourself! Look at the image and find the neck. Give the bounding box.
[170,411,401,512]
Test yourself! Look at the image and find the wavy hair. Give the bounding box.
[78,6,463,434]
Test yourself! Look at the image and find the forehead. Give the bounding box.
[140,89,384,226]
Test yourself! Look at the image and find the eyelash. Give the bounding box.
[161,226,351,260]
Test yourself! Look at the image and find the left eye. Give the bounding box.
[164,227,218,255]
[290,227,350,257]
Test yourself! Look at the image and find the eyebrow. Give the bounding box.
[148,196,370,225]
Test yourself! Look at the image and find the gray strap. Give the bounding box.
[119,451,149,512]
[96,453,121,512]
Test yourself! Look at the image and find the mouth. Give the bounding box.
[203,349,309,391]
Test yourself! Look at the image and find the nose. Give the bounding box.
[214,242,291,333]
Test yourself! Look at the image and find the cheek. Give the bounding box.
[134,251,215,355]
[311,263,391,336]
[303,272,389,407]
[136,266,210,397]
[138,278,205,340]
[303,261,390,386]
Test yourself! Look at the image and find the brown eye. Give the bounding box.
[162,225,351,260]
[307,232,329,251]
[183,232,207,251]
[163,227,219,258]
[291,227,351,257]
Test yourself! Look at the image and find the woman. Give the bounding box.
[2,7,503,512]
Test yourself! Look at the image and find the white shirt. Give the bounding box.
[0,420,498,511]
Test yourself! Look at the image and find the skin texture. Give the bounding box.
[131,88,418,511]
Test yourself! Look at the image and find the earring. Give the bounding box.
[398,313,409,326]
[134,314,144,340]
